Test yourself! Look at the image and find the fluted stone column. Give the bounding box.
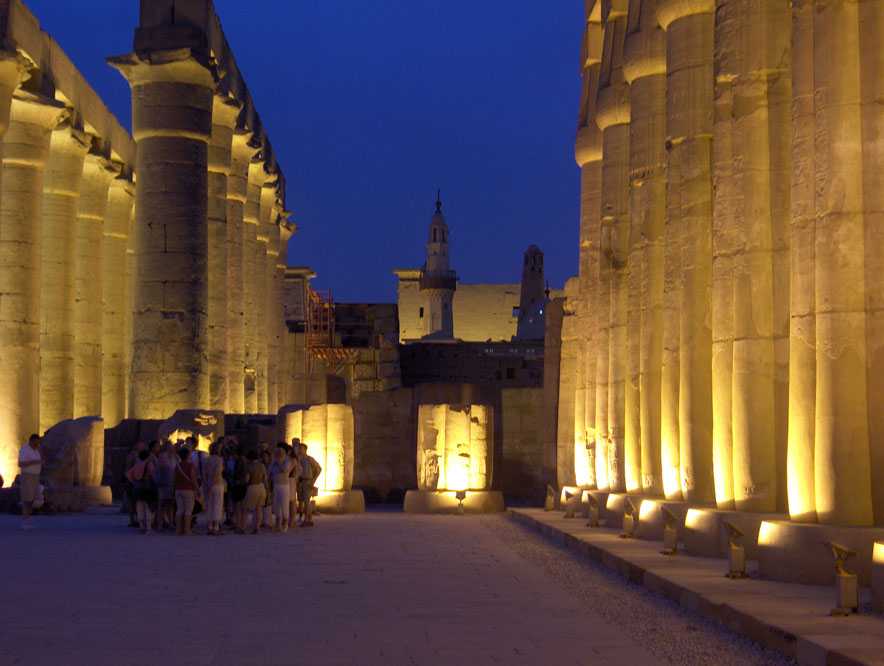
[576,125,602,489]
[811,0,875,526]
[623,5,666,497]
[276,222,293,407]
[658,0,715,504]
[74,151,117,418]
[786,0,817,523]
[0,93,65,479]
[101,175,134,427]
[227,131,255,414]
[719,0,792,513]
[265,203,281,413]
[208,96,240,413]
[110,52,214,419]
[597,70,630,494]
[243,158,262,413]
[256,179,277,413]
[124,201,136,418]
[39,123,89,433]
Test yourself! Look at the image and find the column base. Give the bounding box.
[634,498,692,541]
[682,508,786,559]
[315,490,365,514]
[756,520,884,585]
[49,484,113,512]
[404,490,505,514]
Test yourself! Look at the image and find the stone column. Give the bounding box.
[786,0,817,523]
[0,93,65,480]
[74,151,117,418]
[207,96,240,413]
[39,123,89,433]
[124,201,136,418]
[623,6,666,497]
[658,0,715,504]
[575,124,602,489]
[109,52,214,419]
[227,131,255,414]
[727,0,791,513]
[243,158,262,413]
[277,222,293,407]
[264,202,281,414]
[254,172,275,413]
[597,52,630,493]
[101,174,134,428]
[812,0,874,526]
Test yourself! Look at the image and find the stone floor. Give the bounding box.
[0,510,793,666]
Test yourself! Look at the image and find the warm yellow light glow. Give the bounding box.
[757,520,780,546]
[560,485,581,505]
[167,429,211,452]
[873,541,884,564]
[662,437,680,499]
[639,499,659,523]
[684,508,703,530]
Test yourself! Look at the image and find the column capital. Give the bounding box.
[623,28,666,85]
[83,149,121,182]
[656,0,713,31]
[595,82,631,131]
[9,91,67,129]
[212,94,242,130]
[107,48,215,90]
[575,124,602,166]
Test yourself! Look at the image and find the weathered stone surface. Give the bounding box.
[41,416,105,490]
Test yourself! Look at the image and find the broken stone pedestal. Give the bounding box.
[315,490,366,514]
[41,416,111,511]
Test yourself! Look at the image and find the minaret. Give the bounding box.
[515,245,547,340]
[420,191,456,339]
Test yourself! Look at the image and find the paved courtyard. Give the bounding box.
[0,511,791,666]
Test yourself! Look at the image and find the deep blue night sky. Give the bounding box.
[24,1,583,303]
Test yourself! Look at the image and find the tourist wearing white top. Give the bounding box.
[18,434,42,530]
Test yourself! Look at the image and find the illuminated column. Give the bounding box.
[39,123,89,432]
[243,158,262,412]
[575,125,602,489]
[276,222,293,407]
[123,201,136,417]
[711,0,738,510]
[74,151,117,418]
[264,202,280,413]
[812,0,874,526]
[101,174,135,427]
[786,0,817,523]
[658,0,715,504]
[623,7,666,497]
[594,213,611,490]
[728,0,791,513]
[597,64,630,492]
[110,52,214,419]
[468,404,490,490]
[256,176,275,413]
[227,131,255,414]
[0,93,65,479]
[207,95,240,413]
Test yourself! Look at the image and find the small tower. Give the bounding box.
[420,191,456,339]
[515,245,547,340]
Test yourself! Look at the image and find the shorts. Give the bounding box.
[298,479,314,504]
[243,484,267,511]
[20,474,39,503]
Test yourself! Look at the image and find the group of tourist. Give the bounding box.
[124,436,323,535]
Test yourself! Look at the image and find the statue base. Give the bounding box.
[315,490,365,514]
[756,520,884,585]
[49,485,113,512]
[682,508,787,560]
[634,499,693,541]
[404,490,505,514]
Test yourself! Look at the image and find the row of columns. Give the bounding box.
[110,48,292,422]
[569,0,884,527]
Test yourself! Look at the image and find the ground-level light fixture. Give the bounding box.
[660,506,678,555]
[619,497,637,539]
[826,541,858,616]
[586,494,601,528]
[455,490,467,515]
[724,521,747,579]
